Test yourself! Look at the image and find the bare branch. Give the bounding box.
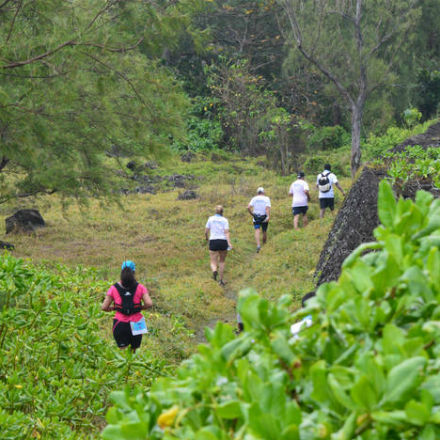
[81,52,146,106]
[280,0,354,107]
[5,0,22,42]
[0,0,13,10]
[76,37,145,53]
[0,157,9,172]
[1,40,77,69]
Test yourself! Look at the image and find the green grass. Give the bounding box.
[1,153,351,363]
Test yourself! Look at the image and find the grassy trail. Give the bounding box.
[2,156,349,364]
[194,210,336,341]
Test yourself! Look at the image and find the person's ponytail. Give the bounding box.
[121,267,137,290]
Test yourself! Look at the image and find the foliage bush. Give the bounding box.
[172,97,224,152]
[103,181,440,439]
[362,122,433,161]
[0,255,166,439]
[302,150,350,177]
[381,146,440,190]
[307,125,350,151]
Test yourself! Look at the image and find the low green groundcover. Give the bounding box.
[103,180,440,439]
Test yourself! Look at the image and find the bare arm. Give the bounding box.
[335,182,346,196]
[225,229,232,249]
[247,205,254,217]
[101,296,114,312]
[205,227,210,241]
[142,292,153,310]
[265,206,271,222]
[305,190,311,202]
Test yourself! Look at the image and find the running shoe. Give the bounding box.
[256,246,261,253]
[219,279,226,287]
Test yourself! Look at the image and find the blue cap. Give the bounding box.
[121,260,135,271]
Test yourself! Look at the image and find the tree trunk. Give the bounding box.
[351,104,363,178]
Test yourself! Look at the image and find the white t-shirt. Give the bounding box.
[289,179,310,207]
[248,195,271,216]
[317,171,338,199]
[205,214,229,240]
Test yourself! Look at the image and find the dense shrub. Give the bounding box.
[307,125,349,150]
[103,181,440,439]
[381,145,440,190]
[0,256,166,439]
[302,151,350,177]
[362,122,433,160]
[172,96,224,152]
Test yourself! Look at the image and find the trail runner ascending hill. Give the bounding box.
[247,187,271,253]
[205,205,232,287]
[289,171,310,230]
[101,260,152,352]
[316,164,346,218]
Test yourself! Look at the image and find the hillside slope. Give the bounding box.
[2,154,350,361]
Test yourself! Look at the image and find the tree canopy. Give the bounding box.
[0,0,200,203]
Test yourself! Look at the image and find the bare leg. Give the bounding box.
[303,214,308,227]
[218,250,227,282]
[254,228,261,247]
[320,208,325,218]
[262,229,267,244]
[294,214,300,230]
[209,251,218,273]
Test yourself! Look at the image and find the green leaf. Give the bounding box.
[216,401,242,419]
[383,357,426,405]
[351,375,378,411]
[405,400,431,426]
[378,180,396,228]
[331,411,356,440]
[328,373,354,409]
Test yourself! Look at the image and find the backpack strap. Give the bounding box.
[113,282,141,315]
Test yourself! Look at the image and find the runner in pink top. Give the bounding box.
[101,260,153,351]
[106,283,147,323]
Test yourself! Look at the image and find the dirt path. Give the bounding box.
[194,255,249,343]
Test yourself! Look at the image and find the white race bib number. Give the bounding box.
[130,317,148,335]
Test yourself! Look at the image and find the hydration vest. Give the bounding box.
[114,283,141,315]
[318,171,332,193]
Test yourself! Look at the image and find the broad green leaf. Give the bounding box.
[405,400,431,426]
[378,181,396,228]
[351,375,378,411]
[328,373,353,409]
[331,411,356,440]
[216,401,242,419]
[383,357,426,405]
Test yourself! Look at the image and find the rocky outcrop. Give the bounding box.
[315,121,440,285]
[392,121,440,152]
[6,209,45,234]
[177,190,198,200]
[0,241,14,250]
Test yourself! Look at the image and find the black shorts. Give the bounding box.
[253,221,269,231]
[113,319,142,349]
[292,206,308,216]
[319,198,334,210]
[209,239,228,251]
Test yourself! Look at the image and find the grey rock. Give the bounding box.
[6,209,45,234]
[0,241,14,250]
[177,190,199,200]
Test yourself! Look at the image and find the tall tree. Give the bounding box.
[0,0,195,204]
[278,0,420,177]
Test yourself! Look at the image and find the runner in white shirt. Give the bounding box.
[316,164,345,218]
[205,205,232,286]
[247,187,271,253]
[289,172,310,230]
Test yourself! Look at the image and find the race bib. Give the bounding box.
[130,317,148,335]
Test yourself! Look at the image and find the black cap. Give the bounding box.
[297,171,305,178]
